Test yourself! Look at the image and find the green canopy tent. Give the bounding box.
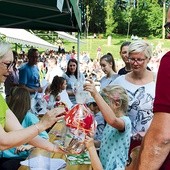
[0,0,81,32]
[0,0,82,77]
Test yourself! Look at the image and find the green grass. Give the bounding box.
[63,35,170,61]
[12,34,170,61]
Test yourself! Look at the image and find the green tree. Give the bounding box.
[123,0,162,38]
[83,0,168,38]
[83,0,105,33]
[105,0,116,36]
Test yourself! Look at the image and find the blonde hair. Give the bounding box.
[102,85,129,114]
[0,41,11,59]
[128,40,152,59]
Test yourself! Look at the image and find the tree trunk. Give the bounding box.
[162,0,166,39]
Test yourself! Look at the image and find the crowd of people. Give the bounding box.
[0,7,170,170]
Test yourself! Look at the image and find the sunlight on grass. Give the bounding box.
[64,36,170,61]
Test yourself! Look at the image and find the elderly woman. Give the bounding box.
[112,40,156,154]
[0,42,65,167]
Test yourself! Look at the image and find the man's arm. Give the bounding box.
[136,112,170,170]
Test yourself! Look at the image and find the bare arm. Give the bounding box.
[85,136,103,170]
[0,108,65,150]
[136,112,170,169]
[84,80,125,131]
[28,135,64,153]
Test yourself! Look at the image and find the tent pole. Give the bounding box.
[77,32,80,80]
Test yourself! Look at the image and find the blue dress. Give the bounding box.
[99,116,131,170]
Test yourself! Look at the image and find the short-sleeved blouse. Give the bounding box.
[113,75,155,135]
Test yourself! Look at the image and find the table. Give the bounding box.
[18,120,92,170]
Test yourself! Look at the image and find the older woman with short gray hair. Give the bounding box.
[112,40,156,160]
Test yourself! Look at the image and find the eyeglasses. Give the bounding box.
[128,58,147,64]
[2,62,14,69]
[164,22,170,34]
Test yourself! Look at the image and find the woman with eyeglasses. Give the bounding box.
[4,51,19,101]
[118,41,151,76]
[0,42,66,168]
[112,40,156,161]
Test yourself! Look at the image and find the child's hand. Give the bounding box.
[84,135,95,150]
[15,145,34,154]
[83,79,98,97]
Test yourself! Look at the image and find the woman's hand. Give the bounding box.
[53,144,67,154]
[38,107,66,131]
[83,79,98,98]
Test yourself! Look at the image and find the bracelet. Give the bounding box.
[34,124,40,134]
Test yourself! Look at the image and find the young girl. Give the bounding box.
[99,54,119,90]
[47,76,67,109]
[87,101,105,147]
[84,81,132,170]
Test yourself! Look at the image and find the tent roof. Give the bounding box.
[0,0,81,32]
[56,31,78,43]
[56,31,85,43]
[0,28,58,50]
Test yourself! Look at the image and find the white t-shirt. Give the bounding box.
[112,75,156,135]
[59,89,73,109]
[46,66,64,83]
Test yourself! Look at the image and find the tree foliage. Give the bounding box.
[83,0,170,38]
[105,0,116,36]
[83,0,105,33]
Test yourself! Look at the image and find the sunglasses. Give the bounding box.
[164,22,170,34]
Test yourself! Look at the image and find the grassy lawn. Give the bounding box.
[12,34,170,62]
[64,35,170,61]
